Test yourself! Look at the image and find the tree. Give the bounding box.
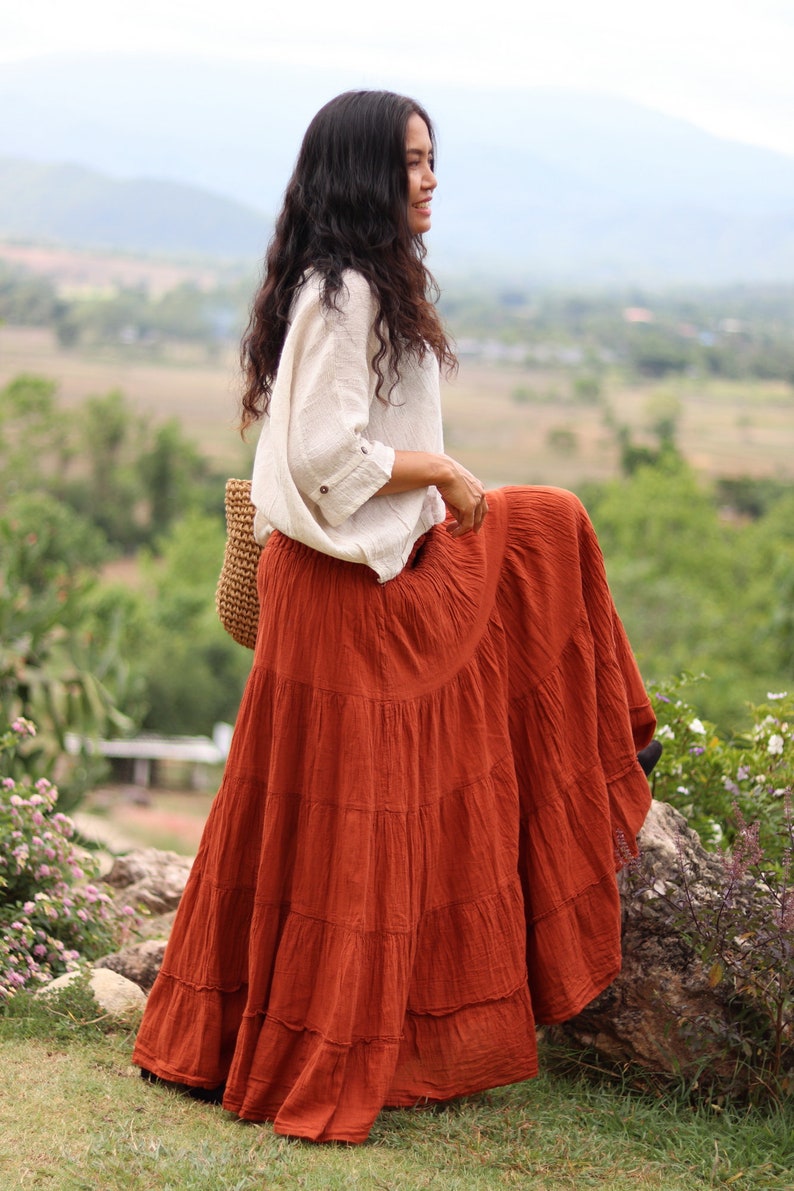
[132,512,252,735]
[79,390,146,544]
[584,459,790,726]
[0,492,134,804]
[137,419,213,539]
[0,376,71,509]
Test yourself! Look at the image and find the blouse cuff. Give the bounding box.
[306,440,395,527]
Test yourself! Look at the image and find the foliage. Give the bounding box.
[0,491,137,803]
[51,279,249,351]
[1,375,225,554]
[0,374,72,507]
[0,266,63,327]
[615,676,794,1099]
[546,426,578,454]
[441,280,794,388]
[1,372,245,763]
[676,801,794,1098]
[0,718,137,1003]
[646,677,794,859]
[133,512,251,734]
[63,389,148,549]
[583,460,794,728]
[626,324,694,377]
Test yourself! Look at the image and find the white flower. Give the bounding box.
[689,718,707,736]
[657,724,675,740]
[767,734,784,756]
[767,692,788,701]
[676,785,690,796]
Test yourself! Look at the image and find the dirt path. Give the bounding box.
[76,786,213,857]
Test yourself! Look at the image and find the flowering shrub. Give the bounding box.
[647,675,794,862]
[1,718,136,1003]
[632,676,794,1097]
[623,795,794,1099]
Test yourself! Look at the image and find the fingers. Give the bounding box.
[437,457,489,537]
[444,493,489,537]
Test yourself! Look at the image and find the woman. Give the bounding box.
[134,90,657,1145]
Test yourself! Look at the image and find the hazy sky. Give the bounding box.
[6,0,794,157]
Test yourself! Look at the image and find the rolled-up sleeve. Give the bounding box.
[285,275,395,527]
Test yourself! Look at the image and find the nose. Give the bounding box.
[423,165,437,193]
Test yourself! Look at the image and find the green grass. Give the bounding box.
[1,992,791,1190]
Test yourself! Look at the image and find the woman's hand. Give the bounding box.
[377,450,489,536]
[436,459,489,537]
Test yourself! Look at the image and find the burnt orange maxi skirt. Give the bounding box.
[133,486,655,1143]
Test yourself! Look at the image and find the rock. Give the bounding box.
[554,799,763,1092]
[38,967,146,1016]
[103,847,193,914]
[95,938,168,992]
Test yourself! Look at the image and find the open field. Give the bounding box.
[0,326,253,473]
[2,326,794,488]
[442,363,794,489]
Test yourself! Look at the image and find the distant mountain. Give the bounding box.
[0,158,270,259]
[4,53,794,282]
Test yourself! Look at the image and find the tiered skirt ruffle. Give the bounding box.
[133,486,655,1143]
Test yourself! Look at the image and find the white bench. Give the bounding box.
[65,726,232,789]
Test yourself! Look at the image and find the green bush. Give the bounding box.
[626,678,794,1098]
[647,675,794,860]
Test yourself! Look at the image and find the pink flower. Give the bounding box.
[11,718,36,738]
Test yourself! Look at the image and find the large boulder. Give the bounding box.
[96,938,168,992]
[555,799,774,1092]
[103,847,193,914]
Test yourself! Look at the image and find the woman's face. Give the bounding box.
[405,112,436,235]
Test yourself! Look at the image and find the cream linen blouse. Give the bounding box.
[250,270,446,582]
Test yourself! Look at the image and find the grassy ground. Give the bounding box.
[2,997,792,1191]
[54,798,791,1189]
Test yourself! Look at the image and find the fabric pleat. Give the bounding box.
[133,485,655,1143]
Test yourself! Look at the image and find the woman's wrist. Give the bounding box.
[377,451,455,496]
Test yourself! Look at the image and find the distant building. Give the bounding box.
[622,307,655,324]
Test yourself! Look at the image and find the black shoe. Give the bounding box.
[637,740,663,776]
[140,1067,225,1105]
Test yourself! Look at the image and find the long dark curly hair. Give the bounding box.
[239,89,456,430]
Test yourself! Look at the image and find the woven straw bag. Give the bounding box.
[215,478,262,650]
